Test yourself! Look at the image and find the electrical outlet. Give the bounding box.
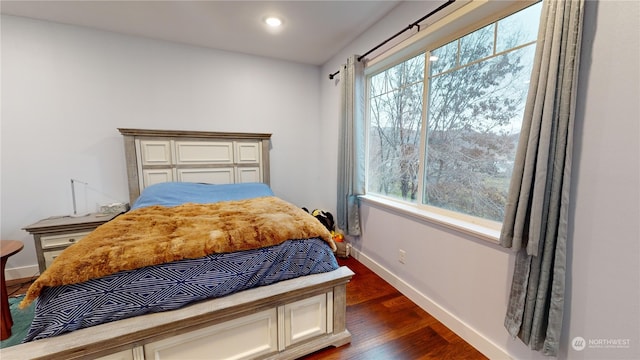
[398,249,406,264]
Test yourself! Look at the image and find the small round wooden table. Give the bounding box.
[1,240,24,340]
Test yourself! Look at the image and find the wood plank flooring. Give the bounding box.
[5,257,487,359]
[301,257,488,360]
[5,276,37,298]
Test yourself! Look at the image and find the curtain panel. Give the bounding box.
[500,0,584,356]
[337,55,366,236]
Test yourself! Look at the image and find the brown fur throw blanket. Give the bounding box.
[21,196,335,307]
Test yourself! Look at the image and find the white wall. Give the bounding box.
[321,0,639,359]
[0,15,326,275]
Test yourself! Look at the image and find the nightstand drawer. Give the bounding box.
[44,249,64,268]
[25,212,121,273]
[41,232,90,249]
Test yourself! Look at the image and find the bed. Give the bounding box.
[2,130,353,360]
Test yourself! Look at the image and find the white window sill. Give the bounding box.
[359,194,501,244]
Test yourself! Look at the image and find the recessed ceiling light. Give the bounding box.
[265,16,283,27]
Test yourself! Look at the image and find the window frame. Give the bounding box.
[362,0,540,243]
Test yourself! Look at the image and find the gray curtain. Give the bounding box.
[337,55,366,236]
[500,0,584,356]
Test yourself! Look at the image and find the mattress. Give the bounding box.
[24,182,338,342]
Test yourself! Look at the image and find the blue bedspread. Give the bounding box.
[131,182,274,209]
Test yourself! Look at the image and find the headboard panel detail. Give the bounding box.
[119,128,272,205]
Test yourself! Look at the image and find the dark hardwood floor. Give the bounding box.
[5,275,37,298]
[301,257,488,360]
[5,257,487,359]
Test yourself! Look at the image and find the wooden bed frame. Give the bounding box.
[2,129,353,360]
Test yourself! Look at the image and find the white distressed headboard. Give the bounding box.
[119,128,272,205]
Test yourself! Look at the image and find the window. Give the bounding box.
[366,2,542,225]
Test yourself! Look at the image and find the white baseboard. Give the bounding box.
[350,248,511,360]
[5,265,39,281]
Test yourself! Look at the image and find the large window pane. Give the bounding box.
[368,54,425,201]
[423,5,539,221]
[366,2,541,223]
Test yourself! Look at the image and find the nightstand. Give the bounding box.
[24,213,121,273]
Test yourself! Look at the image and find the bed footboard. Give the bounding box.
[1,266,354,360]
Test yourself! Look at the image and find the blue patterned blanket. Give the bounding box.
[25,238,338,342]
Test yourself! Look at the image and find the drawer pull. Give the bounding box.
[68,238,76,243]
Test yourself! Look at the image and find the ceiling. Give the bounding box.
[0,0,403,66]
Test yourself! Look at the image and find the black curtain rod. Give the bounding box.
[328,0,456,80]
